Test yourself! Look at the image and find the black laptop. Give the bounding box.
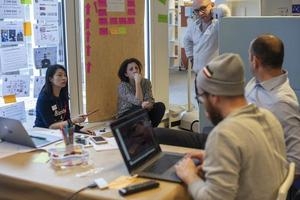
[110,109,184,183]
[0,117,62,148]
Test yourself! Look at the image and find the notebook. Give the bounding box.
[0,117,62,148]
[110,109,184,183]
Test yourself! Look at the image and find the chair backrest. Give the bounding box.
[277,162,296,200]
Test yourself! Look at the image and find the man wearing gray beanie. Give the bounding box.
[175,53,287,200]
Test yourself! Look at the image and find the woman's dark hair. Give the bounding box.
[118,58,142,82]
[41,64,69,100]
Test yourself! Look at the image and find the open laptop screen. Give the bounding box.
[111,109,161,168]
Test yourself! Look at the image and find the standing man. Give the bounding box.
[175,53,287,200]
[183,0,231,73]
[246,34,300,195]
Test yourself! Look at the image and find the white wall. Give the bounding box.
[150,1,169,108]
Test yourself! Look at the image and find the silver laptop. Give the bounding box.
[0,117,62,148]
[110,109,184,183]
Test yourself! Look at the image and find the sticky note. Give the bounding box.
[98,9,107,16]
[99,18,108,25]
[23,22,32,36]
[33,152,50,163]
[3,95,16,104]
[127,17,135,24]
[109,27,119,35]
[159,0,167,5]
[127,8,135,16]
[119,27,127,35]
[127,0,135,7]
[158,14,168,23]
[99,28,108,35]
[21,0,31,4]
[109,17,118,25]
[119,17,127,24]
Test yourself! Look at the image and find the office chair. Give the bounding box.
[277,162,295,200]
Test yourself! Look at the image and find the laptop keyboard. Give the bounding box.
[144,154,181,174]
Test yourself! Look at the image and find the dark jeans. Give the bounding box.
[120,102,165,127]
[154,127,208,149]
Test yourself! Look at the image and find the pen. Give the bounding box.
[31,135,46,140]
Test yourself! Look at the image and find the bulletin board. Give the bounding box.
[84,0,145,121]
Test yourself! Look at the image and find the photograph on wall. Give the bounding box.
[34,46,57,69]
[0,21,24,46]
[1,75,30,97]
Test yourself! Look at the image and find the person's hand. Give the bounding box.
[142,101,153,110]
[72,115,86,124]
[175,156,201,184]
[134,73,142,83]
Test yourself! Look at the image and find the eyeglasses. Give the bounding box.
[195,92,209,104]
[193,4,209,14]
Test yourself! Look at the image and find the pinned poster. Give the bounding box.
[0,21,24,46]
[34,76,45,98]
[34,21,59,45]
[2,75,30,97]
[23,22,32,36]
[0,46,27,73]
[3,94,16,104]
[0,1,24,19]
[107,0,125,12]
[34,0,59,21]
[0,101,26,122]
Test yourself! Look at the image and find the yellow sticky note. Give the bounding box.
[118,27,127,35]
[3,95,16,104]
[109,27,119,35]
[23,22,32,36]
[33,152,50,163]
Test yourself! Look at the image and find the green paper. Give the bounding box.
[21,0,32,4]
[159,0,167,5]
[158,14,168,23]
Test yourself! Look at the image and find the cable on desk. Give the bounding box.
[66,182,97,200]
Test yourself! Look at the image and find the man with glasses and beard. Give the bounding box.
[183,0,230,73]
[174,53,287,200]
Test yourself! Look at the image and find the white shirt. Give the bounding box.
[183,18,219,73]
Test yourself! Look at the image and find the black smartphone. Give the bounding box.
[90,135,107,144]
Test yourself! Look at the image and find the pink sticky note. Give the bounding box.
[127,17,135,24]
[109,17,118,24]
[119,17,127,24]
[99,17,108,25]
[98,0,107,7]
[127,8,135,16]
[98,9,107,16]
[127,0,135,7]
[99,27,108,35]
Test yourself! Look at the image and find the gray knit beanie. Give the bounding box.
[196,53,245,96]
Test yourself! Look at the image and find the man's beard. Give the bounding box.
[206,99,223,126]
